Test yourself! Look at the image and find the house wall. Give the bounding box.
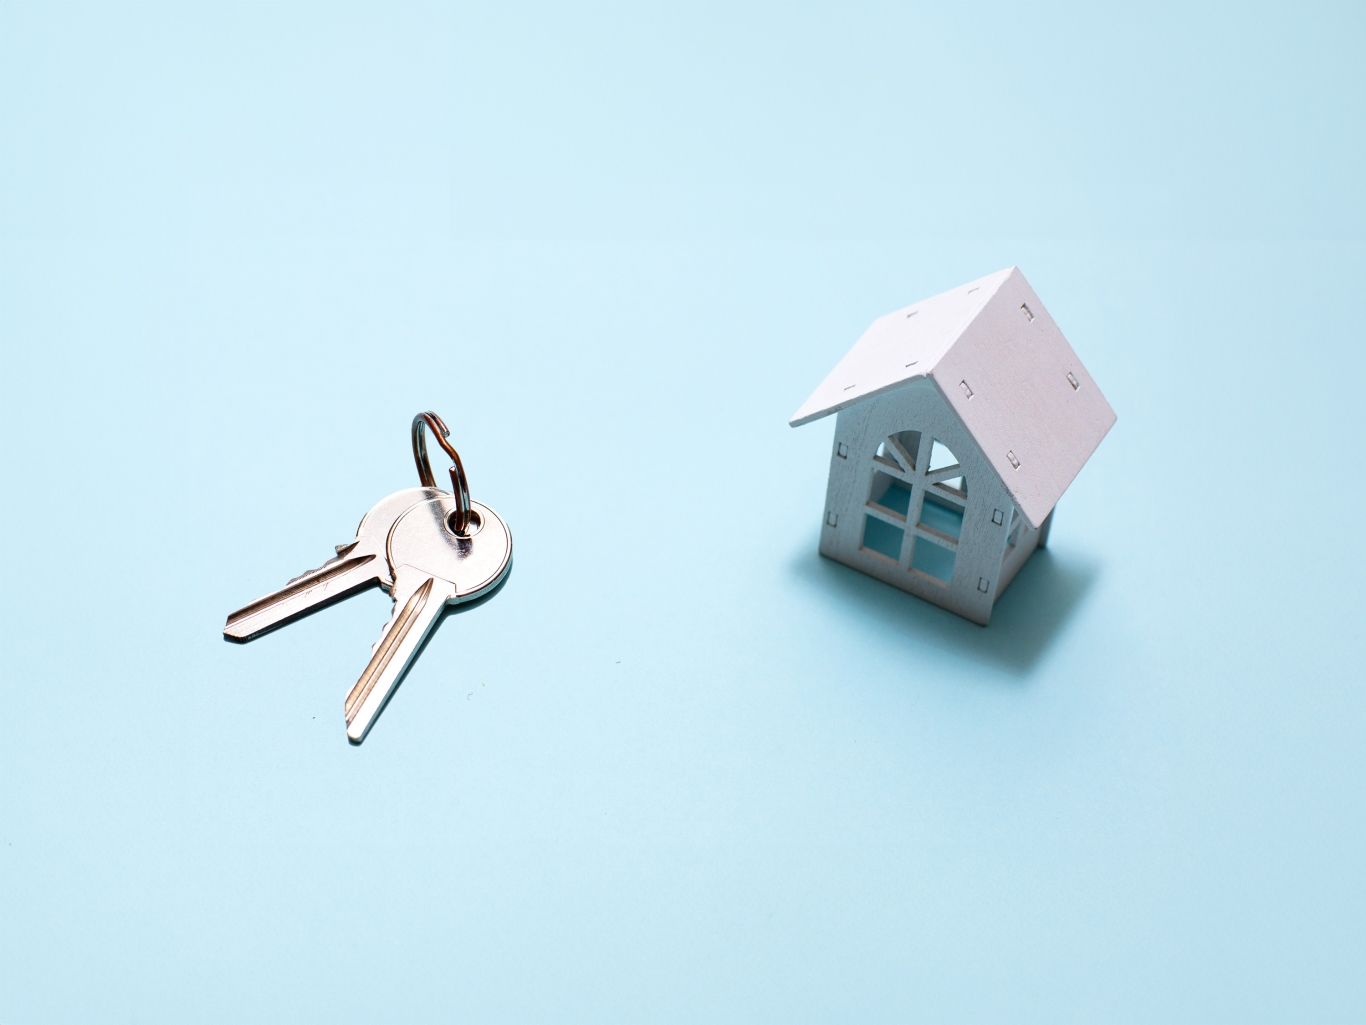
[818,381,1036,625]
[996,507,1051,595]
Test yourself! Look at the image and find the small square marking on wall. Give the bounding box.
[836,442,848,459]
[1067,372,1079,390]
[1007,450,1020,469]
[977,577,989,593]
[991,508,1004,525]
[1021,303,1034,322]
[825,511,838,527]
[959,380,973,399]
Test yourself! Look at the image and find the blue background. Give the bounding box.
[2,3,1363,1021]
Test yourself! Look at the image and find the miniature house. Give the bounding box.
[790,267,1115,625]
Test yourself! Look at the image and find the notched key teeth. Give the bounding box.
[287,543,356,585]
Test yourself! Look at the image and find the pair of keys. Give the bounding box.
[224,412,513,744]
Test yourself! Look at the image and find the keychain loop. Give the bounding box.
[411,411,473,535]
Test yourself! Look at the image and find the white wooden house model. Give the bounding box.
[790,267,1115,625]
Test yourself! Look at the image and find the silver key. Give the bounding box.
[224,486,441,642]
[344,494,513,744]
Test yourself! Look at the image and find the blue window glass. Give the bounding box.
[862,515,904,561]
[911,537,956,583]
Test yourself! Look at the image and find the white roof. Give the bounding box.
[790,267,1116,529]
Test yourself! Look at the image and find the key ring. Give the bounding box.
[411,411,473,535]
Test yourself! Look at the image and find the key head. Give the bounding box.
[355,487,444,543]
[386,496,512,603]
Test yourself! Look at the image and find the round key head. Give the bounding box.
[386,495,512,602]
[356,487,444,540]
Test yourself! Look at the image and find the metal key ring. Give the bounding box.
[411,411,473,535]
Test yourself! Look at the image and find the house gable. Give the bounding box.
[818,383,1014,625]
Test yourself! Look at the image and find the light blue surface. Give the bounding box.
[2,3,1364,1021]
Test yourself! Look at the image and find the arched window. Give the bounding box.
[860,432,968,586]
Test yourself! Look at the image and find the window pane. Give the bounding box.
[869,471,912,518]
[928,439,959,471]
[911,537,956,583]
[918,493,964,540]
[862,515,904,562]
[890,431,922,471]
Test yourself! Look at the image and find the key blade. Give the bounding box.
[224,551,383,643]
[344,574,456,744]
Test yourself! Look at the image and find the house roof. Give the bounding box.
[789,267,1116,529]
